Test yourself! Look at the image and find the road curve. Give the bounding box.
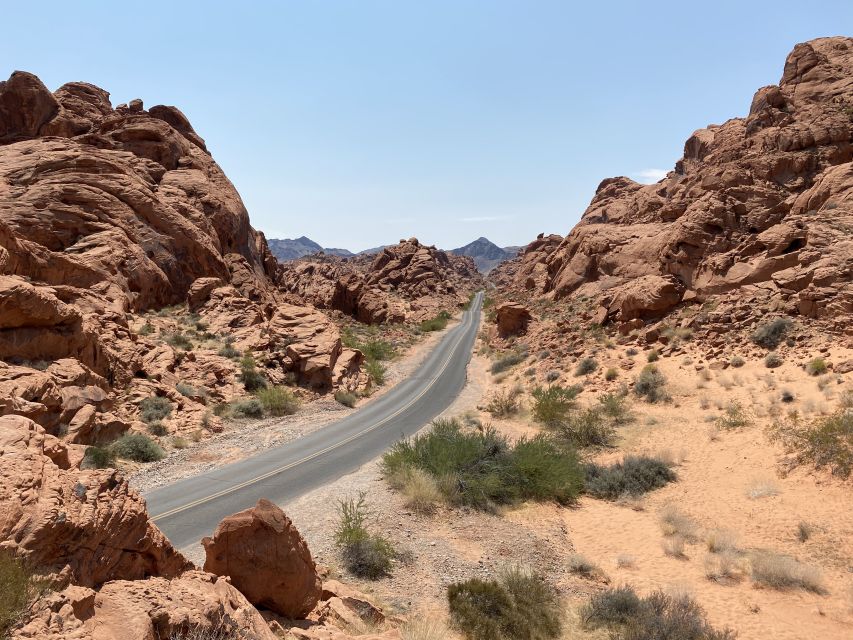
[145,291,483,549]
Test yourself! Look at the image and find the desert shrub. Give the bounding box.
[598,392,632,424]
[764,352,783,368]
[388,466,443,513]
[752,317,792,349]
[217,337,239,359]
[334,390,358,407]
[365,359,386,386]
[796,521,813,543]
[605,367,618,381]
[360,338,395,361]
[769,409,853,478]
[567,553,604,580]
[0,551,44,638]
[552,407,614,448]
[169,621,242,640]
[172,436,190,449]
[750,551,824,593]
[781,389,795,403]
[485,387,521,417]
[575,357,598,376]
[146,420,168,436]
[447,567,562,640]
[746,478,779,499]
[545,370,560,382]
[806,357,828,376]
[729,355,745,368]
[256,386,299,416]
[82,445,116,469]
[138,322,155,336]
[232,397,264,418]
[530,384,581,425]
[581,585,643,627]
[335,492,395,579]
[706,529,737,553]
[659,505,699,540]
[382,419,583,510]
[401,619,452,640]
[139,396,173,424]
[166,331,193,350]
[583,587,734,638]
[111,433,164,462]
[419,310,452,332]
[662,535,687,558]
[647,350,660,363]
[239,354,266,391]
[584,455,676,500]
[716,401,751,430]
[491,350,527,375]
[176,382,196,397]
[634,365,668,403]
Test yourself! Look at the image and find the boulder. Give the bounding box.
[202,498,321,619]
[495,302,532,337]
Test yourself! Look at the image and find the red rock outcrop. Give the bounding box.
[495,38,853,332]
[202,499,322,619]
[13,571,277,640]
[496,302,532,337]
[278,238,483,323]
[0,70,361,448]
[0,415,190,586]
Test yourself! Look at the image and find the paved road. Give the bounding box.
[146,291,483,549]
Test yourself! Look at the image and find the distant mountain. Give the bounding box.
[451,237,519,273]
[267,236,354,261]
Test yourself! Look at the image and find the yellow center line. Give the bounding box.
[151,295,480,524]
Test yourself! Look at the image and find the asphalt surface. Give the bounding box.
[145,291,483,550]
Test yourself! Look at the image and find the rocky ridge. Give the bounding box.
[278,237,483,324]
[492,37,853,340]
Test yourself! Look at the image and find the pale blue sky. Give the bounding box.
[2,1,850,250]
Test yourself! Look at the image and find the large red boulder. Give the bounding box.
[496,302,532,337]
[202,498,321,619]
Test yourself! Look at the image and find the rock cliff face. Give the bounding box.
[0,71,361,452]
[495,37,853,333]
[278,237,483,323]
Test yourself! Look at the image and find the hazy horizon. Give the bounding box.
[2,1,851,251]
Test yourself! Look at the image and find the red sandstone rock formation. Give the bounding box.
[496,302,532,337]
[494,38,853,334]
[202,499,322,619]
[278,238,483,323]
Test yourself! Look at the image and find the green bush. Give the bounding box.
[365,360,386,386]
[485,387,521,417]
[806,357,827,376]
[575,357,598,376]
[769,409,853,478]
[82,445,116,469]
[382,419,583,511]
[0,550,42,638]
[605,367,618,381]
[584,455,676,500]
[419,310,452,332]
[233,398,264,418]
[552,407,614,448]
[335,493,395,579]
[217,337,240,359]
[111,433,165,462]
[716,401,751,430]
[531,385,582,426]
[752,317,792,349]
[138,322,155,336]
[334,390,358,407]
[584,587,735,639]
[764,352,783,368]
[166,332,193,350]
[146,420,168,436]
[239,354,267,391]
[730,356,745,368]
[647,350,660,363]
[490,350,527,375]
[139,396,173,424]
[448,568,562,640]
[176,382,196,397]
[361,338,395,361]
[598,392,632,424]
[581,585,642,627]
[634,365,668,403]
[256,386,299,416]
